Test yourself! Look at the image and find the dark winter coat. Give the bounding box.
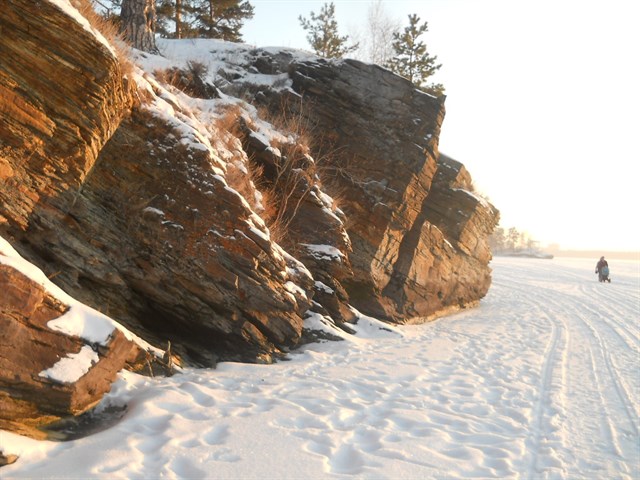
[596,259,608,273]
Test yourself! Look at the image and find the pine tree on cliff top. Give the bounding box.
[147,0,254,41]
[387,14,444,96]
[299,2,358,58]
[192,0,254,41]
[156,0,198,39]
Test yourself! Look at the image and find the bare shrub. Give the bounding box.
[251,105,320,247]
[225,161,264,213]
[153,68,182,90]
[186,60,208,80]
[215,103,244,136]
[264,97,314,157]
[210,104,265,213]
[215,97,347,247]
[265,166,312,245]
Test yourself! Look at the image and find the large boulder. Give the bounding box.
[0,262,141,439]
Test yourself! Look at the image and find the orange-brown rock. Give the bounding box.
[1,1,498,381]
[237,119,356,326]
[373,154,499,319]
[0,0,133,231]
[0,2,501,444]
[54,108,313,365]
[0,264,141,439]
[424,154,498,266]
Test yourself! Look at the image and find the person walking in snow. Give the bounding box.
[595,256,611,282]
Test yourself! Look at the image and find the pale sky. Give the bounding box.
[242,0,639,252]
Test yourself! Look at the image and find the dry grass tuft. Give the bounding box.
[70,0,135,77]
[215,103,245,137]
[210,103,265,213]
[261,98,314,157]
[256,136,318,245]
[153,61,218,99]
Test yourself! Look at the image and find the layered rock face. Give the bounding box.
[236,116,355,326]
[0,0,139,440]
[288,59,445,321]
[62,108,313,365]
[383,154,499,320]
[0,3,311,368]
[228,55,498,322]
[0,0,133,230]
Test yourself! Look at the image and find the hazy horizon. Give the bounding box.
[542,245,639,261]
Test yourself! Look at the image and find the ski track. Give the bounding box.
[492,257,639,479]
[3,257,639,479]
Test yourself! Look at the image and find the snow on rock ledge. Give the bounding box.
[0,237,151,439]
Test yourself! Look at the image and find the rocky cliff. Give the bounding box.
[229,58,497,322]
[0,2,498,438]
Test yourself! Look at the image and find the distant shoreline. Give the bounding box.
[495,251,553,260]
[547,249,639,261]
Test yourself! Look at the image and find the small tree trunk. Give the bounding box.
[120,0,158,53]
[209,0,215,37]
[176,0,182,39]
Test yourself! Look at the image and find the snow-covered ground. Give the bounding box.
[2,256,638,479]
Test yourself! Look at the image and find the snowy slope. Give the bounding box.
[2,256,638,479]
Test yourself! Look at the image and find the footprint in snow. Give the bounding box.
[180,383,217,408]
[179,438,201,448]
[170,456,207,480]
[139,414,173,435]
[206,448,241,463]
[134,433,170,455]
[203,424,229,446]
[329,443,365,474]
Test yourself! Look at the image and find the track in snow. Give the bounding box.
[489,257,639,479]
